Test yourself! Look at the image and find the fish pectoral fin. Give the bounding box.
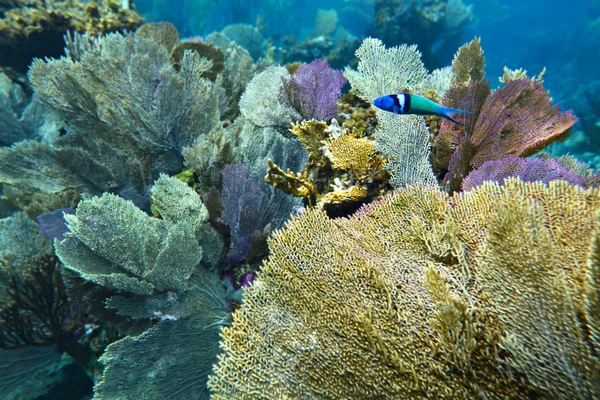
[392,105,401,114]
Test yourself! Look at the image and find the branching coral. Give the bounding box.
[209,179,600,399]
[265,119,390,216]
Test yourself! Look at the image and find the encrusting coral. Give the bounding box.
[209,178,600,399]
[0,0,144,72]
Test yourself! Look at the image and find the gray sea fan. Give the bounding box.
[0,72,41,146]
[54,175,227,399]
[239,66,300,128]
[343,37,428,102]
[375,113,437,188]
[21,31,222,202]
[95,269,227,400]
[344,37,437,188]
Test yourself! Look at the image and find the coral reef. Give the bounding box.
[368,0,473,68]
[431,39,578,191]
[0,0,144,72]
[278,34,361,71]
[461,156,596,191]
[344,38,452,189]
[0,26,223,215]
[0,72,40,146]
[0,212,89,399]
[213,164,278,267]
[265,119,390,216]
[209,179,600,399]
[204,32,257,121]
[280,59,347,122]
[240,66,300,128]
[0,7,597,395]
[221,23,264,60]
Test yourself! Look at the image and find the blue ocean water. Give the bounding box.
[1,1,599,399]
[135,0,600,156]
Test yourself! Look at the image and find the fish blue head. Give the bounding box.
[373,95,396,112]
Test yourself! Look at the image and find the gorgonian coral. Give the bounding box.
[461,156,588,191]
[429,38,577,191]
[209,179,600,399]
[281,59,347,121]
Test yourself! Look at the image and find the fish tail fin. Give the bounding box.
[437,106,471,126]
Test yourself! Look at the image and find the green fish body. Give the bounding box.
[373,93,471,125]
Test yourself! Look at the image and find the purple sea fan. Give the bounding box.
[462,156,586,191]
[281,59,347,121]
[36,208,75,241]
[218,164,275,264]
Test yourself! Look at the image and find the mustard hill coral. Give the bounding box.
[209,179,600,399]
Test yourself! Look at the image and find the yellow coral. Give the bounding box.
[324,136,374,171]
[209,179,600,399]
[322,186,367,204]
[499,66,546,84]
[264,159,320,202]
[289,120,328,167]
[451,37,485,86]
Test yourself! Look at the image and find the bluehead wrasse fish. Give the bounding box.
[373,93,471,126]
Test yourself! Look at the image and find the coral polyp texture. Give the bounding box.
[55,175,227,400]
[209,179,600,399]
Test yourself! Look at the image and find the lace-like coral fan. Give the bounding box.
[462,156,587,191]
[281,59,347,121]
[209,179,600,399]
